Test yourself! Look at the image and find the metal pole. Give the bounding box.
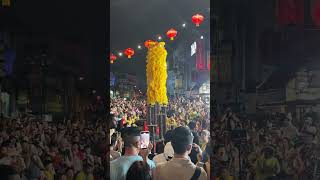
[238,144,242,180]
[0,81,2,117]
[242,25,246,90]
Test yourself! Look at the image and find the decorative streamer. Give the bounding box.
[146,42,168,105]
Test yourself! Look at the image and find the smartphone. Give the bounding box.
[140,131,150,149]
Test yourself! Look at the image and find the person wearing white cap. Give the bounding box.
[153,142,174,165]
[153,130,174,165]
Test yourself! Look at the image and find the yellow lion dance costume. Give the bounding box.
[146,42,168,105]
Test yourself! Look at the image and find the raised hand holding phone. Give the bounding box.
[140,131,150,149]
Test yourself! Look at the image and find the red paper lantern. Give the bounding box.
[110,53,117,64]
[192,14,204,27]
[166,28,177,40]
[124,48,134,58]
[144,40,156,48]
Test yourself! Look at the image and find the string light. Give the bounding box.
[110,13,207,64]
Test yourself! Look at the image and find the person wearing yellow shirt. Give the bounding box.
[126,115,138,126]
[43,160,55,180]
[166,116,177,129]
[75,162,94,180]
[199,130,210,151]
[254,147,280,180]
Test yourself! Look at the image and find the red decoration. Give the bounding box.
[110,53,117,64]
[156,126,160,136]
[207,55,211,70]
[196,40,205,70]
[312,0,320,27]
[124,48,134,58]
[276,0,304,26]
[143,121,149,131]
[166,28,178,40]
[192,14,204,27]
[144,40,156,48]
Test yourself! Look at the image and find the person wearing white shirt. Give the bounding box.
[155,127,207,180]
[153,142,174,165]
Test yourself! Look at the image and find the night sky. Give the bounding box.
[9,0,108,94]
[110,0,210,88]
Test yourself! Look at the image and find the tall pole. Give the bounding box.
[40,54,47,121]
[241,25,246,90]
[0,79,2,117]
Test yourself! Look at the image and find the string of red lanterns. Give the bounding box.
[110,13,205,63]
[110,53,117,64]
[124,48,134,58]
[166,28,178,40]
[144,40,156,48]
[192,14,204,27]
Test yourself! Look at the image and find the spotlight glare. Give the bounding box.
[138,45,142,49]
[182,23,186,28]
[118,52,123,56]
[200,36,204,39]
[158,36,162,40]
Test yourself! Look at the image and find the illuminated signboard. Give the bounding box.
[191,42,196,56]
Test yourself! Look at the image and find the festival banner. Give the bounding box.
[196,40,206,71]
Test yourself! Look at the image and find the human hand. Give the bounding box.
[139,143,152,162]
[192,143,202,154]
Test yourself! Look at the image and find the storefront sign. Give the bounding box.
[191,42,196,56]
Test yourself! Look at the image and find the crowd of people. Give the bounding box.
[0,115,109,180]
[210,108,320,180]
[110,96,210,130]
[110,94,320,180]
[109,95,211,180]
[2,93,320,180]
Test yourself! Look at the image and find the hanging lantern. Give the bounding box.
[192,14,204,27]
[144,40,156,48]
[166,28,177,40]
[124,48,134,58]
[110,53,117,64]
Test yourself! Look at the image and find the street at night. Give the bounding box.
[1,0,320,180]
[0,1,108,180]
[110,0,210,180]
